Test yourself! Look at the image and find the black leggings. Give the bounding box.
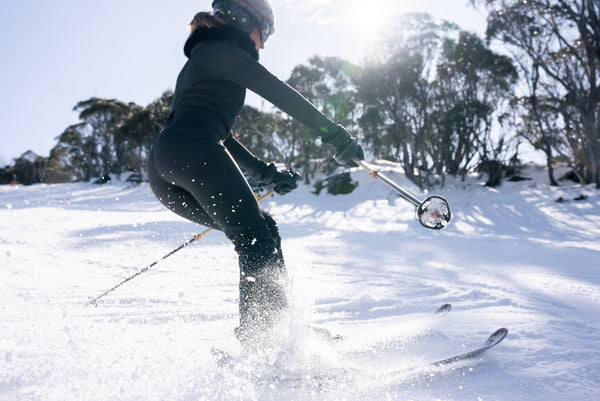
[148,139,280,252]
[147,119,287,338]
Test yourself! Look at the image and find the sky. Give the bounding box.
[0,0,487,165]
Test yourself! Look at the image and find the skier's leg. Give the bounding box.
[263,210,283,256]
[148,150,219,229]
[150,137,288,343]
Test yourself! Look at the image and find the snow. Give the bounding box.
[1,162,599,400]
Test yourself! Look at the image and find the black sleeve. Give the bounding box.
[219,46,341,139]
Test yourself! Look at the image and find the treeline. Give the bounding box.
[2,3,599,188]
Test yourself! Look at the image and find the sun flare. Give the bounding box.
[340,0,401,42]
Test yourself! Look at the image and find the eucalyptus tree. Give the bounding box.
[472,0,600,186]
[284,55,359,181]
[355,13,442,189]
[114,90,173,177]
[54,122,97,181]
[73,97,135,179]
[432,31,518,184]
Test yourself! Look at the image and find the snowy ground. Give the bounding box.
[1,162,599,401]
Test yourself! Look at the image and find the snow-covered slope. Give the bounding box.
[1,163,599,400]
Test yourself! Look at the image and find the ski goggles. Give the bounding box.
[258,18,274,43]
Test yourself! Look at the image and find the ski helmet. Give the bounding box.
[212,0,275,43]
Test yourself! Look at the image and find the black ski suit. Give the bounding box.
[147,25,343,341]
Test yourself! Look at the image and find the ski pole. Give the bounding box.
[356,159,451,230]
[85,189,276,307]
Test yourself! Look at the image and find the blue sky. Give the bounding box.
[0,0,486,164]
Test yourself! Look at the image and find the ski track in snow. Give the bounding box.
[1,163,599,400]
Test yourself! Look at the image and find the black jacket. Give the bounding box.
[171,25,340,142]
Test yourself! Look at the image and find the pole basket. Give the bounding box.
[416,195,451,230]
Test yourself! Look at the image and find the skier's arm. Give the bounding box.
[220,48,356,149]
[219,49,336,136]
[219,45,363,166]
[224,135,268,174]
[224,135,299,194]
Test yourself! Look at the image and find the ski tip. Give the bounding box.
[435,303,452,316]
[486,328,508,346]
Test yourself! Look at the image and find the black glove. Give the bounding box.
[259,163,301,195]
[322,125,365,167]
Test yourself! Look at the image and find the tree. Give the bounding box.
[285,56,359,182]
[43,144,77,183]
[511,58,564,185]
[472,0,600,187]
[356,13,442,189]
[113,91,172,178]
[54,122,98,181]
[356,13,518,187]
[11,151,46,185]
[432,31,518,184]
[73,97,135,179]
[0,164,16,185]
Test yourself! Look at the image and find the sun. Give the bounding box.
[339,0,401,42]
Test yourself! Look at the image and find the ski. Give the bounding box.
[431,327,508,366]
[265,327,508,387]
[209,305,510,389]
[434,303,452,317]
[211,304,453,368]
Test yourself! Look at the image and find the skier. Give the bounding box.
[147,0,364,348]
